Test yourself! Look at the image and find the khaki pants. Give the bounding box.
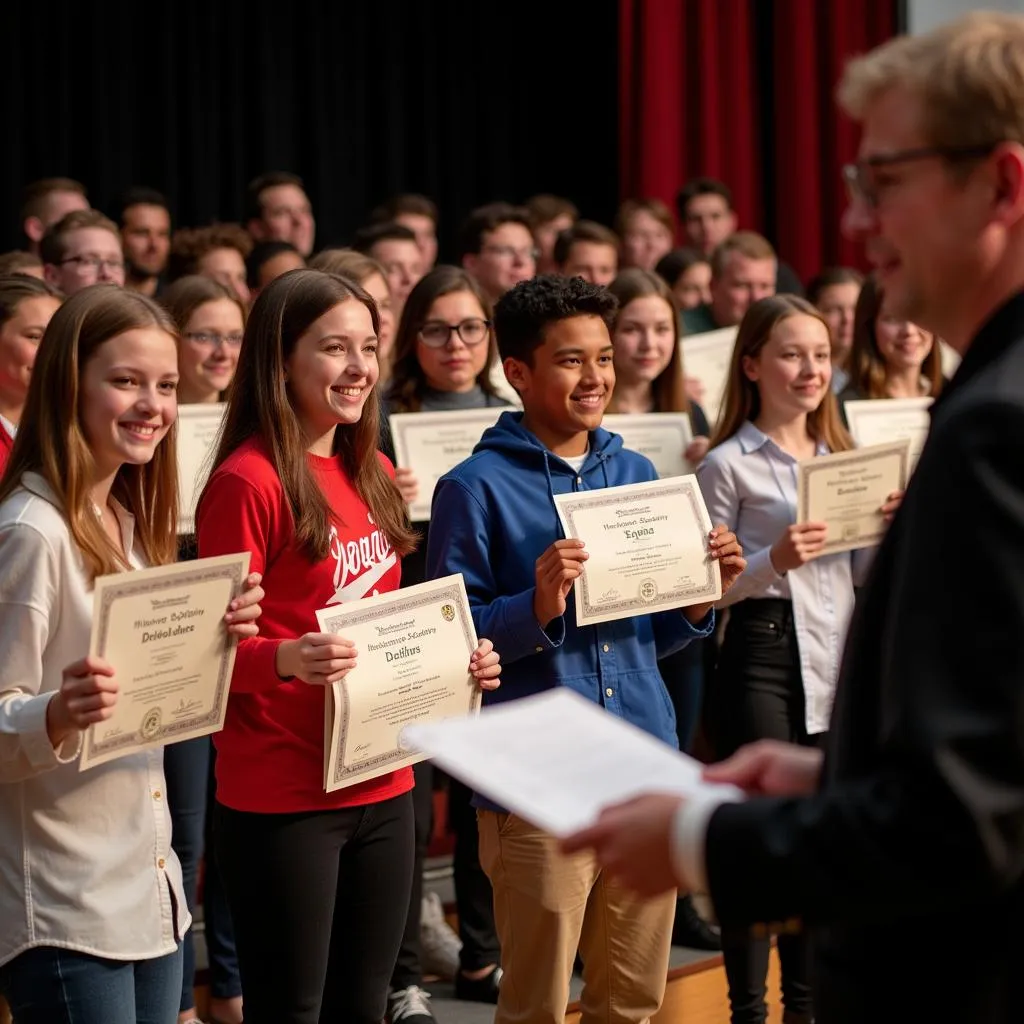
[478,810,675,1024]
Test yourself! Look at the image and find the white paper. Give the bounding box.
[680,326,737,429]
[844,397,933,470]
[176,404,227,534]
[602,413,694,479]
[401,688,742,836]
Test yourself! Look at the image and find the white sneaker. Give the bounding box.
[420,891,462,981]
[388,985,435,1024]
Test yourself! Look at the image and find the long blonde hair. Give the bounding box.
[0,285,180,577]
[712,295,852,452]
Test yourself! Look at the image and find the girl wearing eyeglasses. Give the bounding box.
[157,275,248,1024]
[382,266,509,1021]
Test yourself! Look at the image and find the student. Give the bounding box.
[458,203,537,305]
[524,194,578,275]
[195,268,501,1024]
[119,188,172,298]
[605,267,720,951]
[369,195,440,270]
[428,275,744,1024]
[40,210,126,295]
[352,222,424,322]
[695,295,880,1024]
[552,221,619,286]
[244,171,316,258]
[839,275,943,411]
[807,268,864,394]
[159,275,248,1024]
[246,241,305,300]
[20,177,89,255]
[654,247,712,311]
[167,225,253,307]
[615,198,675,272]
[384,266,510,1021]
[308,249,397,377]
[0,276,62,476]
[0,285,263,1023]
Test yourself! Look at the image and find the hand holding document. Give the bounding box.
[315,574,482,792]
[602,413,694,479]
[176,404,227,534]
[796,440,910,555]
[81,552,250,769]
[389,409,504,521]
[553,476,722,626]
[680,327,737,428]
[844,397,933,469]
[401,688,743,837]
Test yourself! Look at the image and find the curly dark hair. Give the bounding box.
[167,223,253,282]
[494,274,618,365]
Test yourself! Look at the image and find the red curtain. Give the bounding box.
[619,0,898,282]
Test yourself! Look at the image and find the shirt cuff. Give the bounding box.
[20,691,83,769]
[671,790,741,893]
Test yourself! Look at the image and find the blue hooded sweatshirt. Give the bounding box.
[426,411,713,807]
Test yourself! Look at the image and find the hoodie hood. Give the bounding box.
[474,410,623,471]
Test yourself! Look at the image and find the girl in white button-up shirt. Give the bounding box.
[696,294,885,1024]
[0,285,262,1024]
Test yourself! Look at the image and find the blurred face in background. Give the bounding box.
[621,210,673,271]
[122,204,171,279]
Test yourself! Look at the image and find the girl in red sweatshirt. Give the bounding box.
[196,268,500,1024]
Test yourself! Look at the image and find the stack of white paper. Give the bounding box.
[401,688,742,836]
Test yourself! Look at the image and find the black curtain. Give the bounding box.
[2,1,620,260]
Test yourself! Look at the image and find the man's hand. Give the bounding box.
[560,793,685,897]
[533,539,588,628]
[703,739,823,797]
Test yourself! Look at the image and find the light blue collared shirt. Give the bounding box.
[697,420,865,733]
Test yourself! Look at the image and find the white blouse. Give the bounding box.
[0,473,189,967]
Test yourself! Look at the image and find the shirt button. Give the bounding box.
[153,790,162,800]
[605,687,614,697]
[535,645,543,653]
[602,644,610,653]
[157,858,166,869]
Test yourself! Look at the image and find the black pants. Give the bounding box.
[215,791,414,1024]
[712,599,816,1024]
[392,761,435,989]
[447,777,501,970]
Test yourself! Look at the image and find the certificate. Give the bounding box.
[939,339,961,379]
[844,397,933,468]
[389,409,503,521]
[553,476,722,627]
[80,552,251,770]
[680,326,737,428]
[315,574,481,792]
[796,441,910,555]
[602,413,694,479]
[177,404,227,534]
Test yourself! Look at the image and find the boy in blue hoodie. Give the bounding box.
[427,276,745,1024]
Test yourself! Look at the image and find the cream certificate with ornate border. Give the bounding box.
[602,413,694,479]
[796,441,910,555]
[80,552,250,770]
[843,397,933,469]
[176,403,227,534]
[315,574,481,792]
[553,476,721,627]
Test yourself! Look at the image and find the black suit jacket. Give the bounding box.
[704,291,1024,1023]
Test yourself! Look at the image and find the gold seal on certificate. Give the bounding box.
[177,404,227,534]
[80,552,251,770]
[389,409,504,521]
[680,327,737,428]
[843,397,933,469]
[553,476,722,627]
[315,574,481,793]
[796,440,910,555]
[602,414,694,478]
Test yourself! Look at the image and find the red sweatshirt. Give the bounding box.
[0,421,13,477]
[197,438,413,813]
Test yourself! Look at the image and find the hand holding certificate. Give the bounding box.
[79,552,251,770]
[796,440,910,554]
[680,327,737,428]
[314,574,496,792]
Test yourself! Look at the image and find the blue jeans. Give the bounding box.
[0,944,182,1024]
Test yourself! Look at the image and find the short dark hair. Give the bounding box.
[676,177,733,220]
[494,274,618,365]
[369,193,438,226]
[806,266,865,306]
[118,187,169,224]
[246,240,301,289]
[553,220,620,267]
[245,171,305,222]
[654,247,710,288]
[458,202,532,260]
[351,221,418,254]
[524,194,579,229]
[20,178,88,223]
[0,250,44,277]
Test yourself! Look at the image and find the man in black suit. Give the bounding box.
[563,12,1024,1023]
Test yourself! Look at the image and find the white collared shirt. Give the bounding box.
[0,473,189,967]
[0,413,16,439]
[697,421,864,734]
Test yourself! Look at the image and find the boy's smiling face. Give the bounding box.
[505,314,616,456]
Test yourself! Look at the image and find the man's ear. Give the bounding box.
[42,263,61,288]
[462,253,480,277]
[503,356,529,394]
[247,218,267,243]
[24,216,44,246]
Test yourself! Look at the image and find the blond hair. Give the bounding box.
[837,12,1024,148]
[710,231,776,279]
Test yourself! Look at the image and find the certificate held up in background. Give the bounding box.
[602,413,694,479]
[177,404,227,534]
[680,327,737,428]
[81,552,250,770]
[844,397,933,469]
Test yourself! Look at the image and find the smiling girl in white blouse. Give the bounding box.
[0,285,263,1024]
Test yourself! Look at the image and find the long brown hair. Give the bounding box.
[605,269,690,415]
[0,285,180,577]
[202,268,416,560]
[712,295,852,452]
[387,266,501,413]
[848,276,943,399]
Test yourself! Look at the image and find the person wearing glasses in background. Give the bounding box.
[459,203,537,306]
[40,210,126,296]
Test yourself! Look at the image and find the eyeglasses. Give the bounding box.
[184,332,244,349]
[841,142,1000,207]
[481,245,539,263]
[418,319,491,349]
[60,255,125,272]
